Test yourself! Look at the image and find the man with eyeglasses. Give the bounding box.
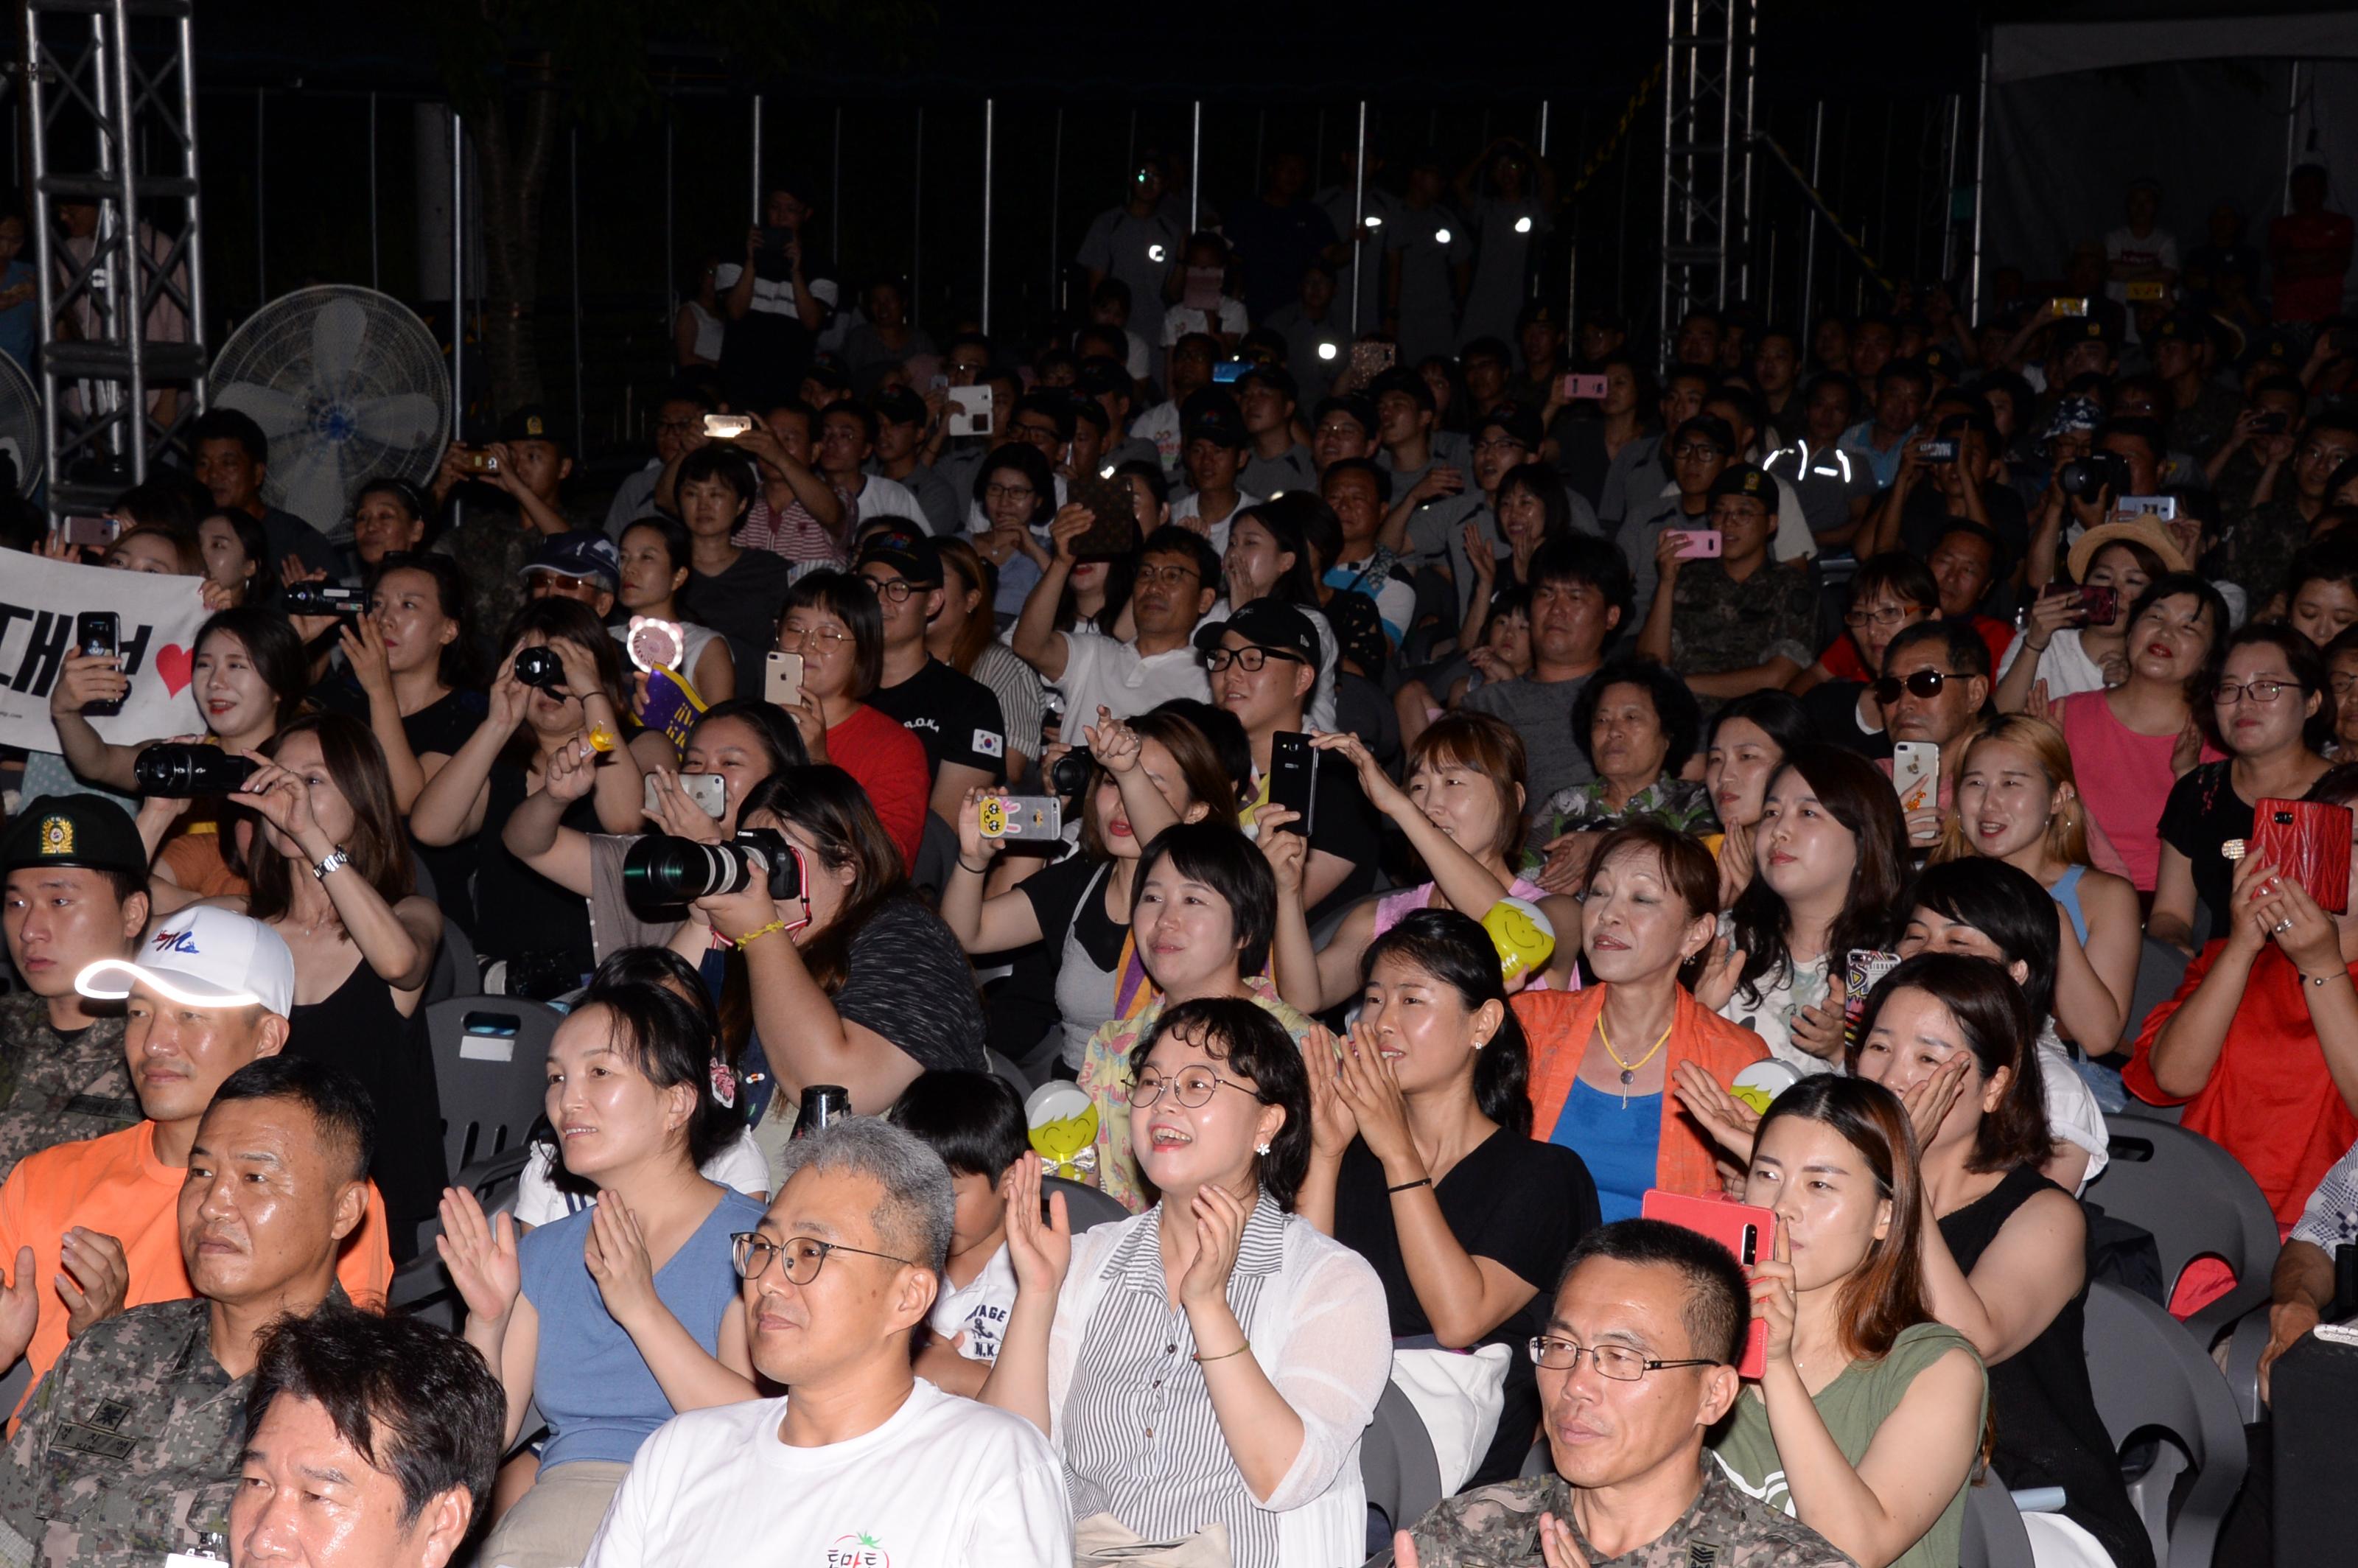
[1197,599,1379,923]
[1014,522,1217,726]
[1381,1219,1853,1568]
[1636,466,1816,712]
[583,1118,1070,1568]
[1310,392,1382,478]
[856,530,1009,827]
[602,387,711,539]
[1875,620,1993,850]
[1621,416,1738,648]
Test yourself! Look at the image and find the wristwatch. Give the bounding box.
[312,846,351,881]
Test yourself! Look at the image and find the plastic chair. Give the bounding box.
[387,1143,532,1333]
[986,1049,1034,1096]
[2084,1117,2278,1342]
[1045,1175,1129,1233]
[423,997,563,1181]
[2082,1281,2249,1568]
[419,914,480,1009]
[2121,937,2191,1051]
[1360,1379,1443,1535]
[1959,1475,2037,1568]
[2219,1304,2273,1424]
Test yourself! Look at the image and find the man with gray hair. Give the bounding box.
[581,1117,1072,1567]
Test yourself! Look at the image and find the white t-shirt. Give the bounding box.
[1170,488,1263,556]
[512,1129,772,1230]
[2102,224,2179,315]
[1132,400,1184,471]
[712,262,842,321]
[850,472,927,526]
[2035,1019,2110,1191]
[1161,298,1249,347]
[1719,952,1842,1077]
[928,1242,1018,1362]
[582,1379,1073,1568]
[1994,625,2110,704]
[1052,630,1214,724]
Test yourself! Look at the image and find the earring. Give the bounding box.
[1255,1141,1271,1156]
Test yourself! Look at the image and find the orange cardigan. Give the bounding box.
[1514,983,1771,1197]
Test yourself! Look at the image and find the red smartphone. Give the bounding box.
[2040,582,2119,626]
[1640,1190,1775,1378]
[2250,799,2354,915]
[1672,528,1723,560]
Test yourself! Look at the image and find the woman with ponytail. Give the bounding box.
[1296,908,1600,1486]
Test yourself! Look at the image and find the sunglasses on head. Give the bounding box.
[1873,668,1956,704]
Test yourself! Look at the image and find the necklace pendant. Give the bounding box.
[1619,1068,1634,1085]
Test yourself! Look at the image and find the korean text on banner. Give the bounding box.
[0,556,206,754]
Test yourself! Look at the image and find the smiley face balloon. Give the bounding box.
[1482,897,1557,987]
[1024,1082,1100,1180]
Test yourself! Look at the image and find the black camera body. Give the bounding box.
[134,743,257,797]
[512,646,565,691]
[2057,449,2133,501]
[1050,748,1094,797]
[282,582,365,617]
[620,827,804,914]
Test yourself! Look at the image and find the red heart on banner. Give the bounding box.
[153,644,194,696]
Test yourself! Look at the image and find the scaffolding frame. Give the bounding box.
[24,0,209,524]
[1657,0,1754,354]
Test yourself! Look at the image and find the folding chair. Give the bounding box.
[1360,1380,1443,1536]
[2082,1281,2250,1568]
[2085,1117,2279,1341]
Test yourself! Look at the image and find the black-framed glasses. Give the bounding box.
[1673,442,1729,461]
[2214,678,2303,705]
[1527,1336,1719,1380]
[730,1232,914,1285]
[861,575,917,604]
[1204,647,1305,673]
[1873,668,1954,704]
[1127,1068,1256,1109]
[777,624,856,651]
[984,483,1037,503]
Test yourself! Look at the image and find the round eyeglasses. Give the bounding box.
[1127,1068,1255,1110]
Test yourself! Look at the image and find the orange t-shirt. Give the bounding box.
[0,1120,392,1396]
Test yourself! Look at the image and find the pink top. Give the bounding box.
[1373,877,1574,990]
[2056,690,2224,892]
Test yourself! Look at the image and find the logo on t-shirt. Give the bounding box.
[973,728,1004,757]
[824,1534,889,1567]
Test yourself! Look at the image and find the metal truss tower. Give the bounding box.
[24,0,209,523]
[1659,0,1756,351]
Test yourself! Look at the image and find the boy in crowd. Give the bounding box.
[892,1071,1028,1399]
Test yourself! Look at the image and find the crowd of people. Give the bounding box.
[0,146,2350,1568]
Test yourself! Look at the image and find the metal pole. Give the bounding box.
[663,112,674,335]
[254,89,265,306]
[177,1,207,419]
[368,93,379,291]
[1970,42,1990,323]
[1801,100,1823,338]
[1050,107,1065,317]
[1189,100,1202,232]
[912,107,923,323]
[981,99,995,335]
[1736,0,1757,303]
[2282,61,2303,214]
[1350,100,1368,336]
[570,127,584,449]
[108,2,144,475]
[1939,91,1963,283]
[830,105,842,257]
[1253,109,1265,195]
[749,94,763,222]
[1538,99,1550,157]
[450,109,464,432]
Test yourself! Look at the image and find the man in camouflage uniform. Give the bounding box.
[1380,1220,1855,1568]
[2149,311,2243,465]
[1637,465,1817,716]
[429,404,592,657]
[0,799,148,1182]
[0,1055,374,1568]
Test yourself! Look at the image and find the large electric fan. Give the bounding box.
[207,285,449,537]
[0,354,42,497]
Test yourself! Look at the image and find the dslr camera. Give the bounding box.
[281,582,365,617]
[620,827,805,914]
[512,646,566,692]
[1050,748,1094,797]
[134,743,258,797]
[2057,450,2133,501]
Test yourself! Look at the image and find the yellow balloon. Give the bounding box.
[1482,897,1557,984]
[1027,1106,1101,1180]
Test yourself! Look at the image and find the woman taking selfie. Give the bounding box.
[984,997,1392,1568]
[1298,910,1598,1487]
[438,977,763,1567]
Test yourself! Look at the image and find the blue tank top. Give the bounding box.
[518,1184,767,1469]
[2051,863,2090,945]
[1550,1079,1662,1224]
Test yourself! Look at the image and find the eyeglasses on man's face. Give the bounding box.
[1135,563,1202,589]
[731,1232,913,1286]
[1526,1335,1718,1380]
[860,575,917,604]
[1203,646,1304,673]
[1127,1068,1255,1110]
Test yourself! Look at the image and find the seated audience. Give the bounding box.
[855,528,1010,827]
[1710,1075,1988,1568]
[892,1070,1028,1398]
[986,998,1391,1568]
[1381,1219,1852,1568]
[1534,656,1712,894]
[1517,823,1770,1217]
[346,475,433,570]
[1460,536,1633,819]
[611,516,736,702]
[1221,498,1342,732]
[1715,745,1911,1070]
[774,569,931,869]
[2052,574,2227,900]
[1994,519,2176,713]
[0,1056,379,1568]
[1701,690,1814,909]
[308,553,483,821]
[585,1117,1071,1567]
[671,444,794,680]
[435,976,763,1568]
[1298,910,1599,1486]
[1792,554,1936,760]
[933,536,1048,784]
[0,799,150,1175]
[2128,765,2358,1226]
[1637,465,1818,704]
[1875,618,1993,851]
[231,1302,505,1568]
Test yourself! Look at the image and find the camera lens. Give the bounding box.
[513,647,563,690]
[620,835,755,910]
[1051,749,1094,797]
[132,744,258,797]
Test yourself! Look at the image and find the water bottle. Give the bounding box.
[791,1085,852,1138]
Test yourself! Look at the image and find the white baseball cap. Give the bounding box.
[76,905,296,1017]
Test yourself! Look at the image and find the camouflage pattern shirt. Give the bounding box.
[1665,559,1819,692]
[0,995,138,1187]
[2214,495,2309,612]
[1380,1464,1858,1568]
[0,1298,243,1568]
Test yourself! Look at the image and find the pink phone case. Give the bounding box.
[1673,529,1723,559]
[1641,1190,1774,1378]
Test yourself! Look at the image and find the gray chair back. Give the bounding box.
[2122,937,2191,1050]
[2084,1116,2278,1341]
[419,915,480,1009]
[2083,1281,2249,1568]
[1045,1175,1130,1233]
[1959,1476,2037,1568]
[1360,1379,1443,1535]
[986,1049,1035,1096]
[423,996,562,1179]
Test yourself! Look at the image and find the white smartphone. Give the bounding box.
[948,385,995,438]
[1892,741,1940,814]
[978,795,1063,840]
[765,651,804,706]
[647,772,727,820]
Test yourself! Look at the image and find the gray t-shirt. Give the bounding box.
[1462,671,1596,822]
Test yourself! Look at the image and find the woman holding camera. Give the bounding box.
[203,711,450,1242]
[52,605,312,903]
[773,570,929,872]
[413,600,647,998]
[688,766,984,1128]
[307,554,483,814]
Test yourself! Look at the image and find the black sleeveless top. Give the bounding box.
[1937,1164,2155,1568]
[285,956,449,1251]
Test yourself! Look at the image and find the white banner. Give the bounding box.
[0,556,208,754]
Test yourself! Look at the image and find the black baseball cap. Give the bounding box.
[871,388,928,428]
[1476,405,1544,452]
[497,405,564,447]
[1183,402,1249,452]
[2151,310,2214,349]
[855,526,943,588]
[1238,364,1300,402]
[2061,317,2119,349]
[1192,598,1320,667]
[1,795,147,879]
[1708,463,1783,508]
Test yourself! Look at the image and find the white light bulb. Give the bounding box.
[1514,216,1533,234]
[1099,464,1116,478]
[1365,215,1384,229]
[1147,244,1166,263]
[1435,228,1453,245]
[1317,342,1338,361]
